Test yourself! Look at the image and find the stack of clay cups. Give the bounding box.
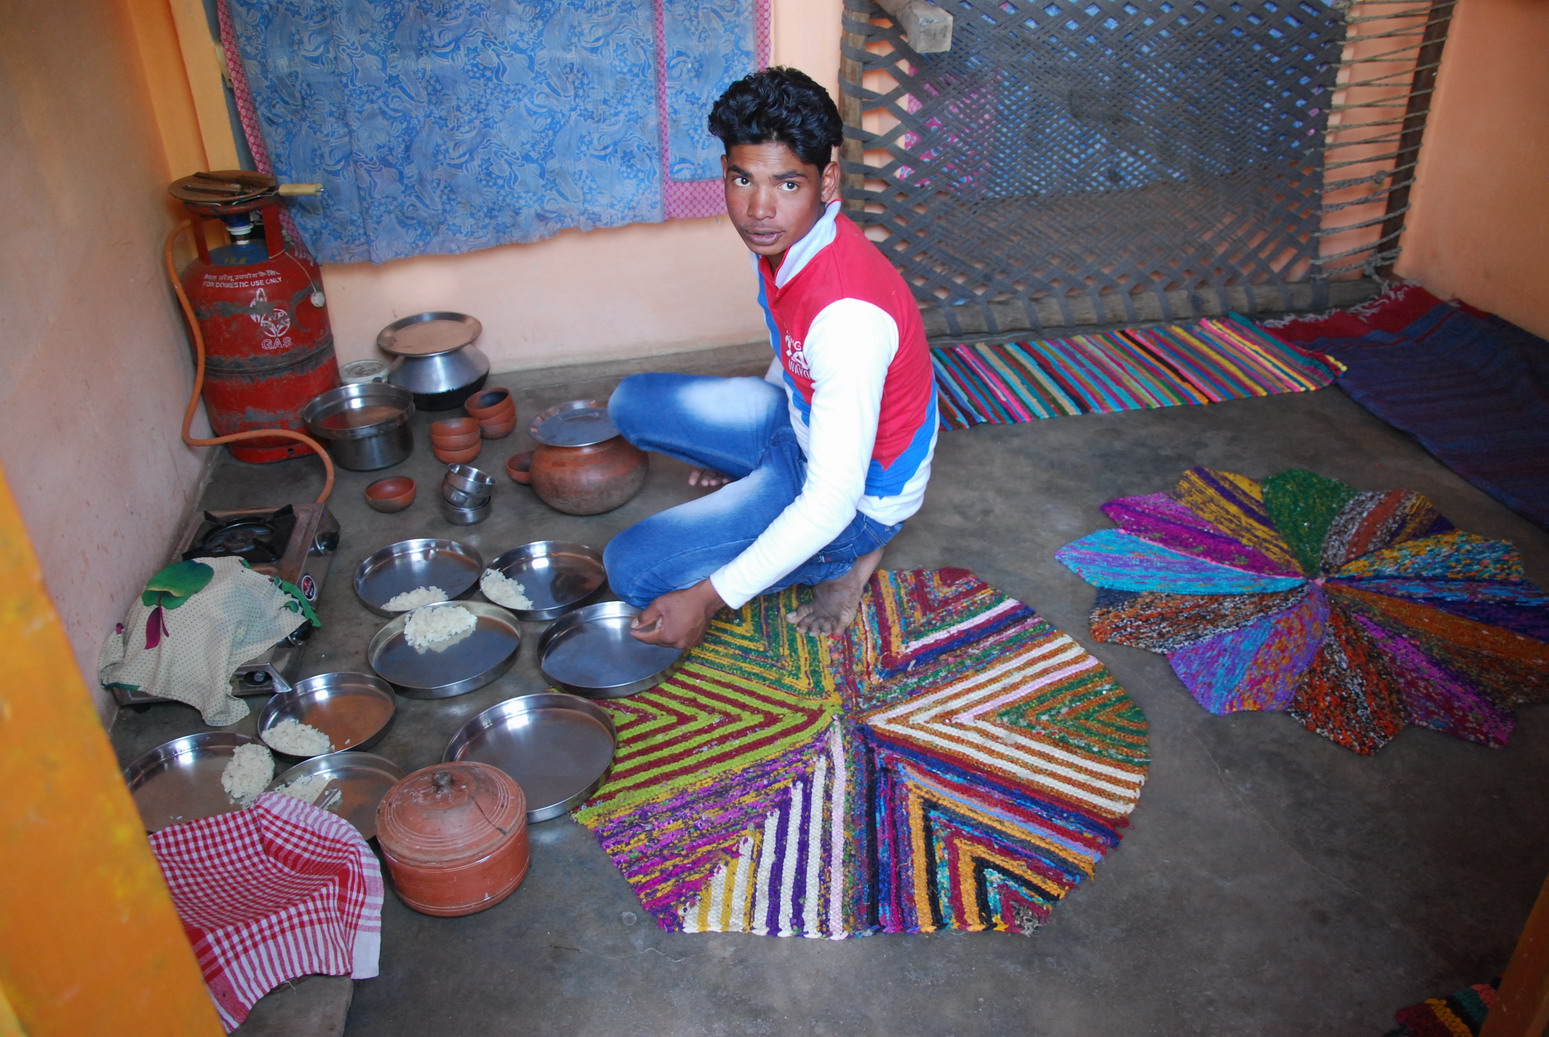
[430,417,481,464]
[464,387,517,439]
[440,463,495,525]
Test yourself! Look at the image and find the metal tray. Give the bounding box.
[537,600,682,699]
[269,752,406,841]
[442,693,617,822]
[480,541,606,621]
[376,311,481,357]
[367,601,521,698]
[257,672,396,758]
[123,732,265,832]
[354,538,483,616]
[528,399,618,447]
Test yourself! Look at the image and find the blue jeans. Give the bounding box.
[604,373,902,608]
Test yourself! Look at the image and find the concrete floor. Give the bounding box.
[112,343,1549,1036]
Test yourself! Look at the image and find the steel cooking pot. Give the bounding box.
[377,312,490,411]
[301,382,414,471]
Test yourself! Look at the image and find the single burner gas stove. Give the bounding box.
[112,503,341,708]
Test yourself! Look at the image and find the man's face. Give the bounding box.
[721,141,839,264]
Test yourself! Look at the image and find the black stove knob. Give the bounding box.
[286,623,315,646]
[313,529,340,553]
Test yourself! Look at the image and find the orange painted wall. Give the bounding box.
[0,461,218,1034]
[1394,0,1549,336]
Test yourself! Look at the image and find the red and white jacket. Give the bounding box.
[710,201,938,608]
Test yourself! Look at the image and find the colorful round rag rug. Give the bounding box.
[572,568,1149,938]
[1055,467,1549,754]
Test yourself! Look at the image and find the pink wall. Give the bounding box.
[321,0,845,371]
[1395,0,1549,336]
[0,0,211,723]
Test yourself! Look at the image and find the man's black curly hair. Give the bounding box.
[708,66,843,170]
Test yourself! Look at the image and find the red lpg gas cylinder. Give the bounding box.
[179,190,339,463]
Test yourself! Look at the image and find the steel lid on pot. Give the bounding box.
[376,312,482,357]
[528,399,619,448]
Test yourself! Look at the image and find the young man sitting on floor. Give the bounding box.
[605,66,938,651]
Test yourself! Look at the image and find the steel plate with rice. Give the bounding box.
[123,732,265,832]
[481,541,606,621]
[354,538,483,615]
[537,600,682,698]
[368,600,521,698]
[442,693,616,821]
[268,752,406,841]
[257,672,396,757]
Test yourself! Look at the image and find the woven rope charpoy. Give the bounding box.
[572,568,1150,938]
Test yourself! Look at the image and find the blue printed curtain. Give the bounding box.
[220,0,767,265]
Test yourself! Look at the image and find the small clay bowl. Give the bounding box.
[479,417,518,439]
[465,388,515,423]
[506,452,532,483]
[430,430,482,451]
[431,417,480,439]
[364,476,417,513]
[435,443,482,464]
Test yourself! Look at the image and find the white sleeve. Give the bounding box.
[709,299,899,608]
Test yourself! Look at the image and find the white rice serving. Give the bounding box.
[274,772,333,805]
[384,585,449,611]
[480,567,535,610]
[261,718,333,756]
[221,743,275,807]
[403,603,477,652]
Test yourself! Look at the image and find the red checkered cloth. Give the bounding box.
[149,791,383,1031]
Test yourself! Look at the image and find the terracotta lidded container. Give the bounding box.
[375,762,529,917]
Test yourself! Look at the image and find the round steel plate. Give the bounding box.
[123,732,265,832]
[480,541,606,621]
[367,601,521,698]
[442,693,617,821]
[269,752,407,841]
[537,600,682,699]
[353,538,483,616]
[257,672,397,758]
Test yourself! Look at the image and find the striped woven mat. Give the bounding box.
[933,313,1344,429]
[572,568,1150,938]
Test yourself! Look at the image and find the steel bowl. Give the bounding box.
[536,600,683,698]
[443,463,496,497]
[301,382,415,471]
[439,496,491,525]
[256,672,397,758]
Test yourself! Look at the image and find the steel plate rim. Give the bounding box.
[366,600,522,699]
[441,692,616,822]
[353,537,483,616]
[256,671,397,757]
[526,398,618,447]
[482,540,606,621]
[122,731,264,832]
[537,600,682,698]
[268,751,407,841]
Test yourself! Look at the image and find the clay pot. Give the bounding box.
[431,417,480,441]
[508,437,647,515]
[364,476,416,513]
[376,762,529,917]
[464,387,516,424]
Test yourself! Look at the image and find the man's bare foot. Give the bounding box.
[786,547,884,636]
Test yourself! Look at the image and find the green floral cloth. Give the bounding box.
[99,556,317,725]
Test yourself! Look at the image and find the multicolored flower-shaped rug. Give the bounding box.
[1056,467,1549,754]
[572,568,1150,938]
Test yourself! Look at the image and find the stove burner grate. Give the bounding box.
[183,505,297,565]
